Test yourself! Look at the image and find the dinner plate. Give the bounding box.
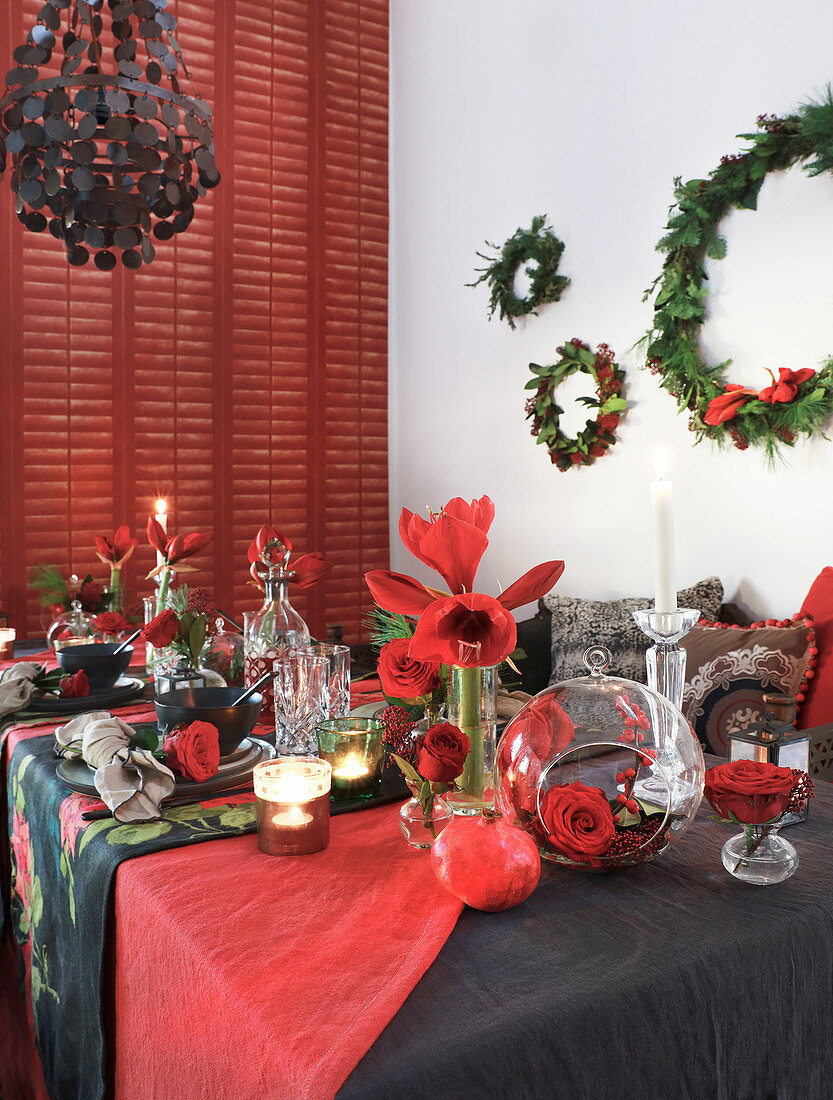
[56,737,275,798]
[25,676,145,716]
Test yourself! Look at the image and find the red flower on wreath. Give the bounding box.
[703,384,757,426]
[758,367,814,404]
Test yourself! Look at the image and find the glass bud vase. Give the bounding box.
[445,664,497,816]
[244,568,310,715]
[399,784,454,849]
[721,824,798,886]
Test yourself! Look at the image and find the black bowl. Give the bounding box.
[56,643,134,691]
[154,687,264,755]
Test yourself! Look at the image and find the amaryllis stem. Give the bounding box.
[155,566,171,615]
[455,664,484,801]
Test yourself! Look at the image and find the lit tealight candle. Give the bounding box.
[154,498,168,568]
[332,756,370,782]
[649,450,677,613]
[253,758,331,856]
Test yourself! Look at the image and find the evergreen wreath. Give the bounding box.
[469,214,570,328]
[525,339,627,471]
[642,92,833,458]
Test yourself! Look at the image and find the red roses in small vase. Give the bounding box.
[392,722,470,846]
[704,758,814,884]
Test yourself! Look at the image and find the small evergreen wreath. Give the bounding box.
[469,214,570,328]
[525,339,627,471]
[642,93,833,458]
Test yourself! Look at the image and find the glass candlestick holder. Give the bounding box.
[632,608,701,711]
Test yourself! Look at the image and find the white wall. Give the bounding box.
[388,0,833,622]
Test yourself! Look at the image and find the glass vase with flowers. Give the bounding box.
[366,494,564,814]
[142,585,226,694]
[704,758,814,885]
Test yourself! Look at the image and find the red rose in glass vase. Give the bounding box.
[538,781,616,863]
[377,638,440,700]
[417,722,470,783]
[703,759,795,825]
[141,609,180,649]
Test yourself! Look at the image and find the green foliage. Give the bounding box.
[641,97,833,457]
[468,214,570,329]
[364,607,414,650]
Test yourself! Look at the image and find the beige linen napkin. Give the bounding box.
[56,711,176,822]
[0,662,43,718]
[497,689,533,720]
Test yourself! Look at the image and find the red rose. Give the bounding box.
[703,759,795,824]
[163,720,221,782]
[79,581,104,611]
[408,592,517,668]
[538,781,615,862]
[59,671,90,699]
[416,722,470,783]
[377,638,440,699]
[141,609,181,648]
[94,611,132,636]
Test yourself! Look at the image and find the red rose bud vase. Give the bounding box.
[431,809,541,911]
[446,665,498,815]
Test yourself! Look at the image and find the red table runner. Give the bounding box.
[113,802,463,1099]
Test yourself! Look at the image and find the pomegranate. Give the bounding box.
[431,809,541,911]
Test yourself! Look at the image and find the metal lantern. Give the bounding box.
[0,0,220,269]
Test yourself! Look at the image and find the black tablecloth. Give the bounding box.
[340,776,833,1100]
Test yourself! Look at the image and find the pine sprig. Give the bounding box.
[364,607,414,651]
[641,96,833,458]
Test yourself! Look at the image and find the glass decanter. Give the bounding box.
[244,543,310,715]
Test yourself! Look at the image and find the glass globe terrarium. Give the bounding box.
[47,596,95,651]
[495,646,705,870]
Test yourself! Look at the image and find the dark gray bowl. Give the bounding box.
[56,643,134,691]
[154,686,264,755]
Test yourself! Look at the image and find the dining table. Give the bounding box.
[2,648,833,1100]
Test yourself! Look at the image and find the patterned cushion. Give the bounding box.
[681,617,815,756]
[543,577,724,685]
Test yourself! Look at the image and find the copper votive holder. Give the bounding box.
[253,757,332,856]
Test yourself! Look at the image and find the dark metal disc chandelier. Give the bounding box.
[0,0,220,269]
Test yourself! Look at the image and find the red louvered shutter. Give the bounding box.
[0,0,389,642]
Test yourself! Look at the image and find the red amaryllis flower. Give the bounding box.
[758,367,814,404]
[399,496,495,594]
[94,524,138,567]
[247,524,331,590]
[703,385,757,426]
[408,592,517,668]
[146,517,211,579]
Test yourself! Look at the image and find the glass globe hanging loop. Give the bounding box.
[0,0,220,269]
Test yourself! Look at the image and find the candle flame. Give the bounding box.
[155,498,167,517]
[654,449,667,482]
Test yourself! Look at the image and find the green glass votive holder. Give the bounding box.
[316,717,385,801]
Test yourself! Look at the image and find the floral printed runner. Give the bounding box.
[2,705,408,1100]
[5,724,259,1100]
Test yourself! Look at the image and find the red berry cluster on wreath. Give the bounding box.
[756,113,787,134]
